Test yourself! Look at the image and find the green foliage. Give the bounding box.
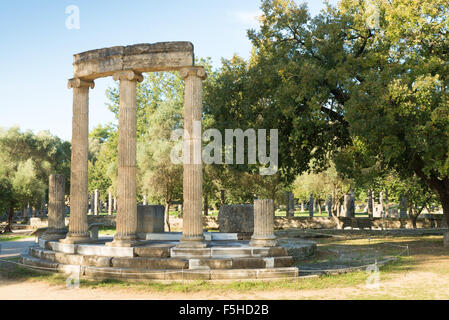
[204,0,449,214]
[0,126,70,214]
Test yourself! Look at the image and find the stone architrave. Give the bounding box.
[309,194,314,217]
[250,199,277,247]
[42,174,68,240]
[61,78,94,244]
[108,70,143,247]
[177,67,207,248]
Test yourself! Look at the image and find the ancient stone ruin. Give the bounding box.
[20,42,302,281]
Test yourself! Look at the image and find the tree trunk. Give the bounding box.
[4,203,14,233]
[410,214,418,229]
[413,164,449,226]
[317,200,322,215]
[164,201,171,232]
[204,194,209,216]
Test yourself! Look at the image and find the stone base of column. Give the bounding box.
[41,228,68,241]
[176,235,207,248]
[249,234,277,248]
[60,232,93,244]
[106,235,140,247]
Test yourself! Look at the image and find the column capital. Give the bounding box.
[180,66,207,81]
[113,70,144,82]
[67,78,95,89]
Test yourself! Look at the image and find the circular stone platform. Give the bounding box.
[19,234,316,281]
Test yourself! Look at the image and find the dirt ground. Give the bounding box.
[1,234,449,300]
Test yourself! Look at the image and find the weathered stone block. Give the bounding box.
[112,257,188,269]
[134,245,174,258]
[210,269,257,280]
[188,258,233,270]
[165,270,211,281]
[137,205,165,233]
[231,257,266,269]
[256,267,298,279]
[211,247,252,258]
[170,247,211,259]
[218,205,254,233]
[76,244,134,257]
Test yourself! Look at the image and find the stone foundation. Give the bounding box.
[21,236,302,281]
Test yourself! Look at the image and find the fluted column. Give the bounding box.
[250,199,277,247]
[344,193,352,218]
[42,174,68,240]
[108,192,113,216]
[61,78,94,244]
[94,189,99,215]
[109,70,143,247]
[177,67,207,248]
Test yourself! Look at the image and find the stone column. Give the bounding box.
[350,191,356,217]
[43,175,68,240]
[379,191,384,216]
[327,195,333,217]
[285,192,290,217]
[177,67,207,248]
[61,78,94,244]
[250,199,277,247]
[344,194,352,218]
[289,192,295,217]
[309,194,314,217]
[108,192,113,216]
[109,70,143,247]
[88,193,92,215]
[94,189,99,215]
[220,190,225,207]
[400,196,408,218]
[368,190,373,218]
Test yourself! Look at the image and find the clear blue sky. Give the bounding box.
[0,0,337,141]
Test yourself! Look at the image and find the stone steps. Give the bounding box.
[39,239,290,259]
[29,247,293,270]
[21,252,298,281]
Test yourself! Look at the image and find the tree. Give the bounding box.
[0,127,70,232]
[207,0,449,220]
[137,99,184,231]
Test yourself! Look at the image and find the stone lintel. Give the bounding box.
[73,42,195,80]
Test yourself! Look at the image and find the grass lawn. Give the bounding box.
[0,234,32,242]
